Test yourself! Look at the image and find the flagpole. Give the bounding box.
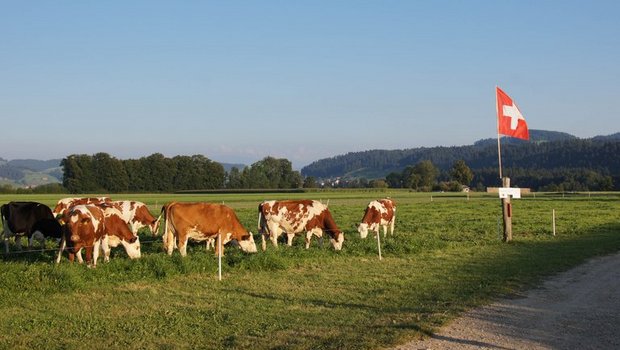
[496,86,503,179]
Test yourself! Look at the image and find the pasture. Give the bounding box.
[1,191,619,349]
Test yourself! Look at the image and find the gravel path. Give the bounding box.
[393,251,620,350]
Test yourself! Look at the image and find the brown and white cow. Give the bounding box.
[53,197,111,217]
[99,206,142,262]
[57,205,140,266]
[257,200,344,251]
[161,202,257,257]
[357,198,396,239]
[104,201,161,235]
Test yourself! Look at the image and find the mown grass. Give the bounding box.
[0,191,619,349]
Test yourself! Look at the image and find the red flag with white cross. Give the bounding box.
[496,87,529,140]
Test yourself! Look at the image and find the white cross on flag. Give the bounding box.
[496,87,529,140]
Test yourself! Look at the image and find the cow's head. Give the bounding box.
[64,206,100,243]
[329,230,344,251]
[237,232,258,253]
[121,235,141,259]
[357,223,370,239]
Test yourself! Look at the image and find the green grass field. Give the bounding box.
[1,191,619,349]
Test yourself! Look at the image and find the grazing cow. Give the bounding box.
[57,205,140,266]
[103,201,161,235]
[99,206,141,262]
[1,201,62,253]
[161,202,257,257]
[357,198,396,239]
[53,197,111,217]
[257,200,344,251]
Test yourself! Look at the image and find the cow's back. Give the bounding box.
[261,200,323,233]
[170,202,246,236]
[3,202,54,233]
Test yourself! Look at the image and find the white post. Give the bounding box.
[552,209,556,236]
[218,233,222,281]
[376,232,382,260]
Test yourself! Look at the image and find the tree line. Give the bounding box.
[60,153,302,193]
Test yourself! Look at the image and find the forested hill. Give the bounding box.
[300,130,620,179]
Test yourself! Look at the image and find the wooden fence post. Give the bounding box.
[501,177,512,242]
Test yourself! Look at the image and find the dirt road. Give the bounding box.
[393,252,620,350]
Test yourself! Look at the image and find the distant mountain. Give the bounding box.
[592,132,620,141]
[473,130,578,147]
[7,159,62,172]
[301,130,620,180]
[0,159,62,188]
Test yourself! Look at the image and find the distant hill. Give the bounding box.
[472,130,578,147]
[592,132,620,141]
[0,158,63,188]
[301,130,620,180]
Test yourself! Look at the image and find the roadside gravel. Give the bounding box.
[393,251,620,350]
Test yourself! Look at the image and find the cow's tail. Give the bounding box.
[157,204,167,237]
[257,202,266,234]
[161,202,177,253]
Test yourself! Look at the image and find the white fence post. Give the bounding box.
[218,233,222,281]
[552,209,556,236]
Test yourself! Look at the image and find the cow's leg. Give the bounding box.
[15,235,23,251]
[261,232,267,251]
[163,230,176,256]
[2,229,8,254]
[76,248,84,264]
[286,232,295,247]
[100,236,111,262]
[382,225,388,237]
[305,231,313,249]
[85,245,94,267]
[214,235,225,257]
[30,231,46,250]
[268,223,280,248]
[179,233,189,257]
[1,218,12,254]
[91,240,101,267]
[56,236,66,263]
[390,218,395,235]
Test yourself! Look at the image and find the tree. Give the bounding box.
[92,152,129,192]
[240,157,302,189]
[303,176,318,188]
[404,160,439,191]
[369,179,388,188]
[227,167,243,189]
[61,154,99,193]
[385,172,402,188]
[450,160,473,186]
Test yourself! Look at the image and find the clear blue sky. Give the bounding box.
[1,1,618,168]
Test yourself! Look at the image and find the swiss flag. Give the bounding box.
[496,87,529,140]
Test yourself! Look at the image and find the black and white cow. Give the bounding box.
[1,201,62,253]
